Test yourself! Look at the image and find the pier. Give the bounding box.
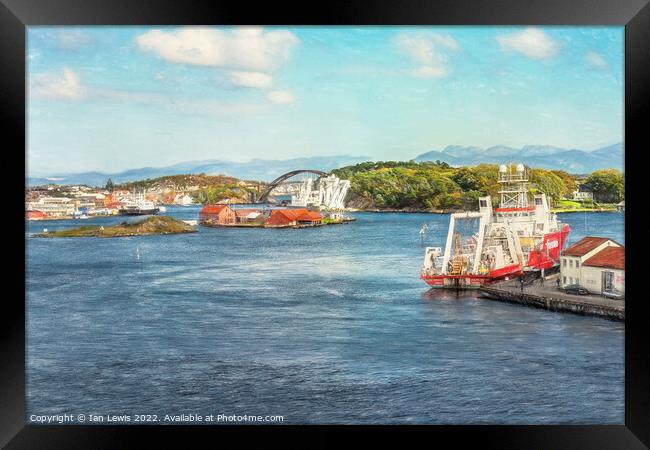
[478,274,624,321]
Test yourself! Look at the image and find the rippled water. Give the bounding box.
[26,208,624,424]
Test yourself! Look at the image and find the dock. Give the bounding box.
[478,274,624,321]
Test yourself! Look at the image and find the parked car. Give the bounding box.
[602,289,624,300]
[562,284,589,295]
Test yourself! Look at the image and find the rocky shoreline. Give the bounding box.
[35,216,197,238]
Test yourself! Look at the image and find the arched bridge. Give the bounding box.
[256,169,327,203]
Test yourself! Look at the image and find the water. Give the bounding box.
[26,208,624,424]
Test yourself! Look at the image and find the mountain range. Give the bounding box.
[27,155,372,187]
[414,143,624,174]
[28,143,623,187]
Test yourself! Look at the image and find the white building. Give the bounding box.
[560,236,624,294]
[572,190,593,201]
[26,197,76,217]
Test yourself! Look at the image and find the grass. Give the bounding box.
[320,218,343,224]
[37,216,197,238]
[552,200,618,213]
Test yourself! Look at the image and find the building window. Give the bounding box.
[569,277,573,284]
[563,276,567,284]
[576,261,580,268]
[563,259,566,267]
[569,260,573,268]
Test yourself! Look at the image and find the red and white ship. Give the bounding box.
[421,163,570,289]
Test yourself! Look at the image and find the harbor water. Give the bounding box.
[26,209,624,424]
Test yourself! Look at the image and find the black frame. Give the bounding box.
[2,0,648,447]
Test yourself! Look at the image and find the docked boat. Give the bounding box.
[421,163,570,289]
[118,192,160,216]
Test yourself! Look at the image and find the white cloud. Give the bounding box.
[496,27,560,59]
[267,90,295,104]
[135,27,298,92]
[135,27,299,72]
[585,51,608,68]
[29,67,83,100]
[229,71,273,89]
[394,32,459,78]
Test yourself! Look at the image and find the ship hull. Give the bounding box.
[421,263,523,289]
[118,208,160,216]
[524,224,571,271]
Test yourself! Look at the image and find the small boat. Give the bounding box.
[73,209,89,219]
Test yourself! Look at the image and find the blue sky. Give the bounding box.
[27,26,623,175]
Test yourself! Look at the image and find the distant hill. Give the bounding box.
[414,143,623,173]
[28,143,624,187]
[27,155,371,187]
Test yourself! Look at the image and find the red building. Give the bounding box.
[265,209,322,227]
[26,210,46,220]
[199,204,237,225]
[234,209,266,224]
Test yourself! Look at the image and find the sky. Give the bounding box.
[27,26,624,175]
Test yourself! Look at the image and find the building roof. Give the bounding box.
[300,211,322,221]
[269,208,321,222]
[200,204,230,214]
[561,237,616,257]
[583,246,625,270]
[271,209,305,221]
[234,208,261,217]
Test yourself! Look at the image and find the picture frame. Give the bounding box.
[2,0,647,447]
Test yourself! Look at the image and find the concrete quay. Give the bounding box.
[478,274,624,321]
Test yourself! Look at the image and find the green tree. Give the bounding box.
[105,178,114,192]
[530,169,569,201]
[582,169,624,202]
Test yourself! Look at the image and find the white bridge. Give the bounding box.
[257,170,350,210]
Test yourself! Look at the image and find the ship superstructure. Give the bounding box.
[118,191,160,216]
[421,163,570,289]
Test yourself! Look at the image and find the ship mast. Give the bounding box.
[498,163,529,208]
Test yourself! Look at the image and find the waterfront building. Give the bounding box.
[234,209,265,224]
[581,246,625,294]
[265,209,322,227]
[560,236,624,293]
[617,201,625,212]
[199,204,237,225]
[26,197,75,217]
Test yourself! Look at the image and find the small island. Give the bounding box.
[36,216,197,238]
